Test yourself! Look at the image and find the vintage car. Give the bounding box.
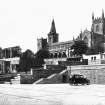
[69,74,90,85]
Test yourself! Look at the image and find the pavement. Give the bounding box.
[0,84,105,105]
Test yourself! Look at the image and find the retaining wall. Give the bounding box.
[67,64,105,84]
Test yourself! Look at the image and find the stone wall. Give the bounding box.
[58,60,88,66]
[32,69,63,82]
[34,69,68,84]
[67,64,105,84]
[45,65,66,70]
[20,74,34,84]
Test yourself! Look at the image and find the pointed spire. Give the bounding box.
[92,12,94,21]
[102,9,104,19]
[50,19,56,34]
[79,29,82,40]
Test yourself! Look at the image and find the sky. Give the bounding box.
[0,0,105,53]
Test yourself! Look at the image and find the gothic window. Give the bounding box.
[83,36,88,46]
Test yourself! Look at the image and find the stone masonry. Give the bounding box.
[67,64,105,84]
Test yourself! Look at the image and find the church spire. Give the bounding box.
[80,29,82,40]
[48,19,59,44]
[102,9,104,19]
[50,19,56,34]
[92,12,94,22]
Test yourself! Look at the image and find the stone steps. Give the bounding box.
[10,74,21,84]
[34,69,68,84]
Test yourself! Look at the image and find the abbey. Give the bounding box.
[37,10,105,58]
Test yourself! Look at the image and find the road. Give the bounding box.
[0,84,105,105]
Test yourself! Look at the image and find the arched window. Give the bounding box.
[83,36,88,46]
[62,52,67,58]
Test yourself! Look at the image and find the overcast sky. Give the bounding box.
[0,0,105,53]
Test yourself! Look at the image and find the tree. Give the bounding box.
[86,44,104,55]
[71,40,88,56]
[34,49,50,68]
[19,49,35,72]
[19,49,50,72]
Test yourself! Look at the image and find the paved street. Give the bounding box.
[0,84,105,105]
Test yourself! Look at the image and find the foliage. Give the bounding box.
[86,44,104,55]
[19,49,50,72]
[71,40,88,56]
[94,44,104,54]
[19,49,35,72]
[34,49,50,68]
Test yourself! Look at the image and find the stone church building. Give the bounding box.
[35,11,105,84]
[37,10,105,58]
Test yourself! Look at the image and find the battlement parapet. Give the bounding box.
[94,17,103,23]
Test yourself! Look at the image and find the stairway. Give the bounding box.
[34,69,68,84]
[10,74,21,84]
[4,74,21,84]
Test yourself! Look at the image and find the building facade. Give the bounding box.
[77,10,105,51]
[37,10,105,59]
[83,53,105,65]
[37,38,47,51]
[37,19,74,58]
[0,46,21,74]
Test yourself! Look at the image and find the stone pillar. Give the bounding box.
[67,66,72,77]
[10,64,12,73]
[10,48,12,58]
[5,50,6,58]
[66,49,70,58]
[69,50,72,57]
[30,68,33,75]
[67,66,72,82]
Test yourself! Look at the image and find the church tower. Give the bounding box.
[91,10,105,35]
[102,9,105,35]
[37,38,47,51]
[48,19,59,44]
[91,10,105,52]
